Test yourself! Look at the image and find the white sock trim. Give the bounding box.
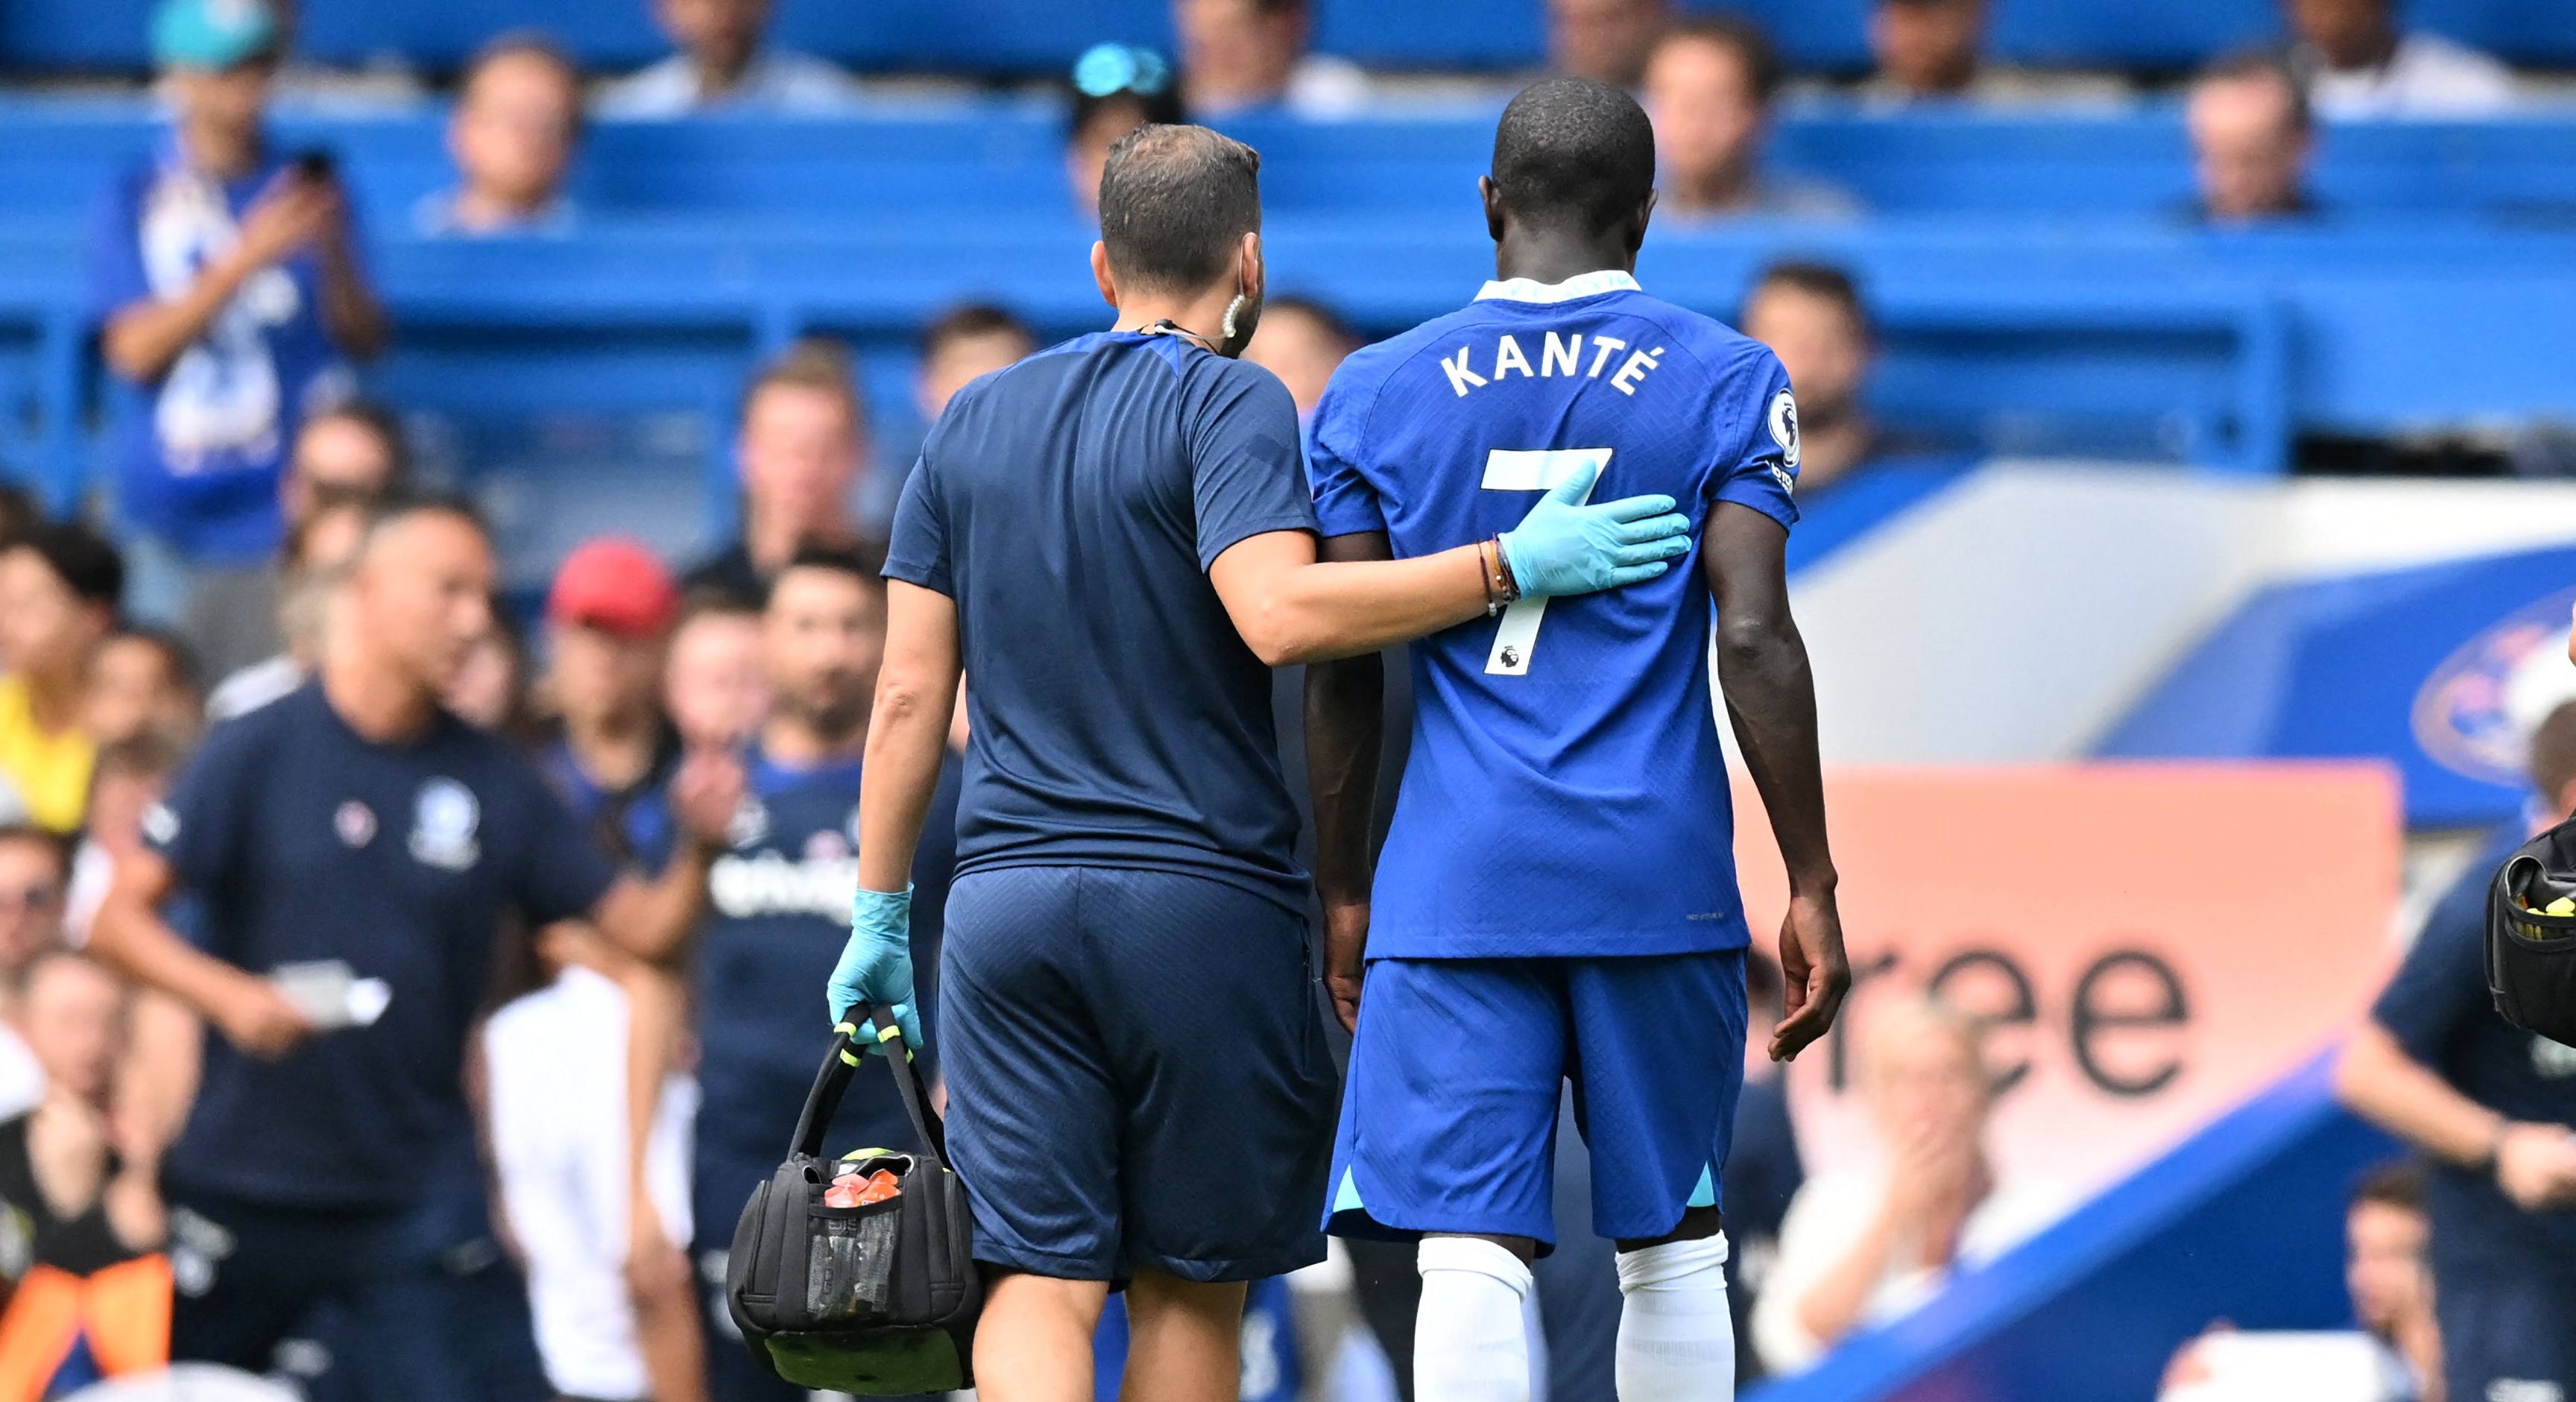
[1615,1231,1729,1293]
[1418,1235,1534,1298]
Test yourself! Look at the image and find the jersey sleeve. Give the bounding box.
[2370,856,2496,1067]
[514,766,622,926]
[883,458,953,597]
[1305,368,1386,539]
[1708,348,1802,533]
[1190,361,1319,571]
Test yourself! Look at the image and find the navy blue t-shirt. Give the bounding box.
[148,684,617,1209]
[535,730,680,873]
[883,331,1319,909]
[2372,828,2576,1276]
[694,747,961,1163]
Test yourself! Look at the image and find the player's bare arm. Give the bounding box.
[1303,531,1395,1032]
[1703,500,1850,1061]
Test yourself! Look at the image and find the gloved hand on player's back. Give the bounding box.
[1497,458,1693,599]
[829,885,921,1057]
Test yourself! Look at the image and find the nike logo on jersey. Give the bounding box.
[1441,333,1667,399]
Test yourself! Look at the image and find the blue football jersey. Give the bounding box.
[1306,272,1799,959]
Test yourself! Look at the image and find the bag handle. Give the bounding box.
[788,1007,948,1162]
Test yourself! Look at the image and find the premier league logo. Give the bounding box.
[408,778,482,871]
[1768,388,1801,471]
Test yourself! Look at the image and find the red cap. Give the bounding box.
[547,537,680,640]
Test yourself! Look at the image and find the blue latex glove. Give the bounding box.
[829,885,921,1055]
[1495,459,1693,599]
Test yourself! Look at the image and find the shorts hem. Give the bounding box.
[1127,1237,1328,1284]
[972,1240,1120,1282]
[1325,1205,1559,1254]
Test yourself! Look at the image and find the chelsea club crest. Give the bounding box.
[408,778,482,870]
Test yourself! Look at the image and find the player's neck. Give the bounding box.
[1492,234,1635,291]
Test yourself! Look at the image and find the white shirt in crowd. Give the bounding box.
[0,1026,40,1122]
[593,49,864,118]
[484,965,697,1402]
[1750,1164,2064,1374]
[2302,33,2518,119]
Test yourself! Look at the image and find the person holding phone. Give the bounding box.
[87,0,388,662]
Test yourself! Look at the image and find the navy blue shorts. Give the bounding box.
[940,865,1336,1282]
[1327,951,1747,1248]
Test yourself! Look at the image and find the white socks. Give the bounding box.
[1614,1233,1735,1402]
[1415,1235,1535,1402]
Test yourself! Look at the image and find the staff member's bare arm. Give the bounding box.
[856,584,964,897]
[1706,502,1849,1061]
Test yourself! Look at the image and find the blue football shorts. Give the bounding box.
[1327,950,1748,1248]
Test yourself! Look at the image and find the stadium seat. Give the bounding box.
[6,0,2575,75]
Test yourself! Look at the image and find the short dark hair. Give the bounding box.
[2352,1160,2426,1215]
[919,303,1037,362]
[1752,259,1873,340]
[105,625,204,699]
[360,490,489,551]
[1098,124,1264,295]
[772,541,888,601]
[0,483,37,543]
[300,400,412,491]
[2200,48,2311,134]
[2,521,124,612]
[676,583,764,626]
[2529,700,2576,808]
[1261,294,1356,348]
[1655,16,1783,104]
[743,337,868,437]
[0,824,69,882]
[1490,78,1658,236]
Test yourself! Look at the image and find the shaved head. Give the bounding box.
[1491,78,1657,236]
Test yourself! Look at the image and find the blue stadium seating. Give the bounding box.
[2,103,2572,560]
[5,0,2575,75]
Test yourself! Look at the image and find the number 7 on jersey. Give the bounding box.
[1482,447,1613,677]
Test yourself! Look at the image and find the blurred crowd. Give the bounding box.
[0,0,2569,1401]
